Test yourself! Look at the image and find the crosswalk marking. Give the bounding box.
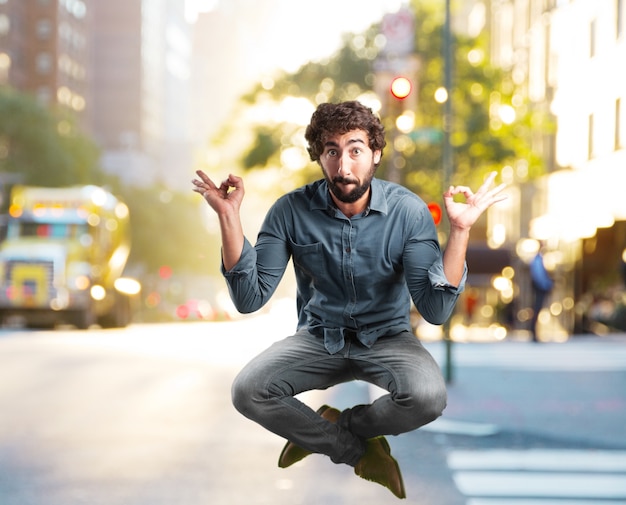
[467,500,623,505]
[448,449,626,503]
[448,449,626,472]
[422,417,500,437]
[454,472,626,498]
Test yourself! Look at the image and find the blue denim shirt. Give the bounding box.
[223,178,465,353]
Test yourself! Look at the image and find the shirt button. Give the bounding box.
[345,247,351,253]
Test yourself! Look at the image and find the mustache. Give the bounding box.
[332,176,359,185]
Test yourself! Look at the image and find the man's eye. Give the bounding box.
[327,149,338,157]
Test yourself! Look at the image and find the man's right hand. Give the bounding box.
[192,170,245,216]
[192,170,246,270]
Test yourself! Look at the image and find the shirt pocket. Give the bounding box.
[290,241,323,278]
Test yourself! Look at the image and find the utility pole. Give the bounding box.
[443,0,454,383]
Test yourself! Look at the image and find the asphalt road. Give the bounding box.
[1,316,625,505]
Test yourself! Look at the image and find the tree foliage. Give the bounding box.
[0,87,102,187]
[209,0,550,204]
[114,183,218,277]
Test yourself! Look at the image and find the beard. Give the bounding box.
[325,167,376,204]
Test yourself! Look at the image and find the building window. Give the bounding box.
[0,14,9,36]
[0,52,10,84]
[588,113,595,159]
[35,52,53,74]
[544,0,557,11]
[590,19,596,58]
[36,19,53,40]
[61,0,87,19]
[617,98,623,150]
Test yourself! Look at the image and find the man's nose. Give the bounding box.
[338,153,352,176]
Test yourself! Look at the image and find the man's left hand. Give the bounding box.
[443,171,507,231]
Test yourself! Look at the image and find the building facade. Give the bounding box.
[91,0,192,189]
[0,0,193,189]
[0,0,91,126]
[488,0,626,337]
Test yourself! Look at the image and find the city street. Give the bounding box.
[1,313,625,505]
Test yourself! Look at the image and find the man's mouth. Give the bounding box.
[334,177,358,186]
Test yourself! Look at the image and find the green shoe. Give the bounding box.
[277,405,340,468]
[354,436,406,499]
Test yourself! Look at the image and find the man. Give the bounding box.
[192,101,506,499]
[529,244,553,342]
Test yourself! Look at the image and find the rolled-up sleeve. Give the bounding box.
[221,233,290,313]
[403,206,466,325]
[428,258,467,293]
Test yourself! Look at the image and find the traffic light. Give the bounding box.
[159,265,172,279]
[428,202,442,226]
[390,76,412,100]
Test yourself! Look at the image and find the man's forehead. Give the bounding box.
[323,129,369,146]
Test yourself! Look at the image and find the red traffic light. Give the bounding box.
[428,202,442,226]
[159,265,172,279]
[390,76,412,99]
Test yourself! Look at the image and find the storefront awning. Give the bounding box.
[466,245,512,285]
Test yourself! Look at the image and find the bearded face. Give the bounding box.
[319,130,380,207]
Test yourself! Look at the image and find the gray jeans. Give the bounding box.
[231,329,447,466]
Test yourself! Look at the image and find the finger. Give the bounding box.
[197,176,221,192]
[218,179,235,193]
[226,173,244,189]
[473,171,498,195]
[446,185,473,199]
[478,185,508,209]
[488,182,507,196]
[195,169,210,181]
[489,189,508,204]
[191,186,210,199]
[482,171,498,185]
[195,170,220,189]
[481,184,507,204]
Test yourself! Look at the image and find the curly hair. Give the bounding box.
[305,101,386,165]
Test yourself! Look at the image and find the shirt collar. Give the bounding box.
[310,178,389,215]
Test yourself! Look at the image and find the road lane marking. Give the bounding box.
[453,472,626,498]
[448,449,626,472]
[422,418,500,436]
[449,449,626,502]
[467,500,620,505]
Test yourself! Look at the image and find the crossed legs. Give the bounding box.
[231,328,447,467]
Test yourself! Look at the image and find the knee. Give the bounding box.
[231,370,259,418]
[231,367,287,419]
[419,385,447,424]
[399,381,447,429]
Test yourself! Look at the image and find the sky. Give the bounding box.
[185,0,405,75]
[185,0,409,143]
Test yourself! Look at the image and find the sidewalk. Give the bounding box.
[422,336,626,448]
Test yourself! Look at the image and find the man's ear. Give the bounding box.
[374,150,382,164]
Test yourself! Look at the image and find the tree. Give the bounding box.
[114,183,218,277]
[206,0,550,204]
[0,87,102,187]
[403,2,549,198]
